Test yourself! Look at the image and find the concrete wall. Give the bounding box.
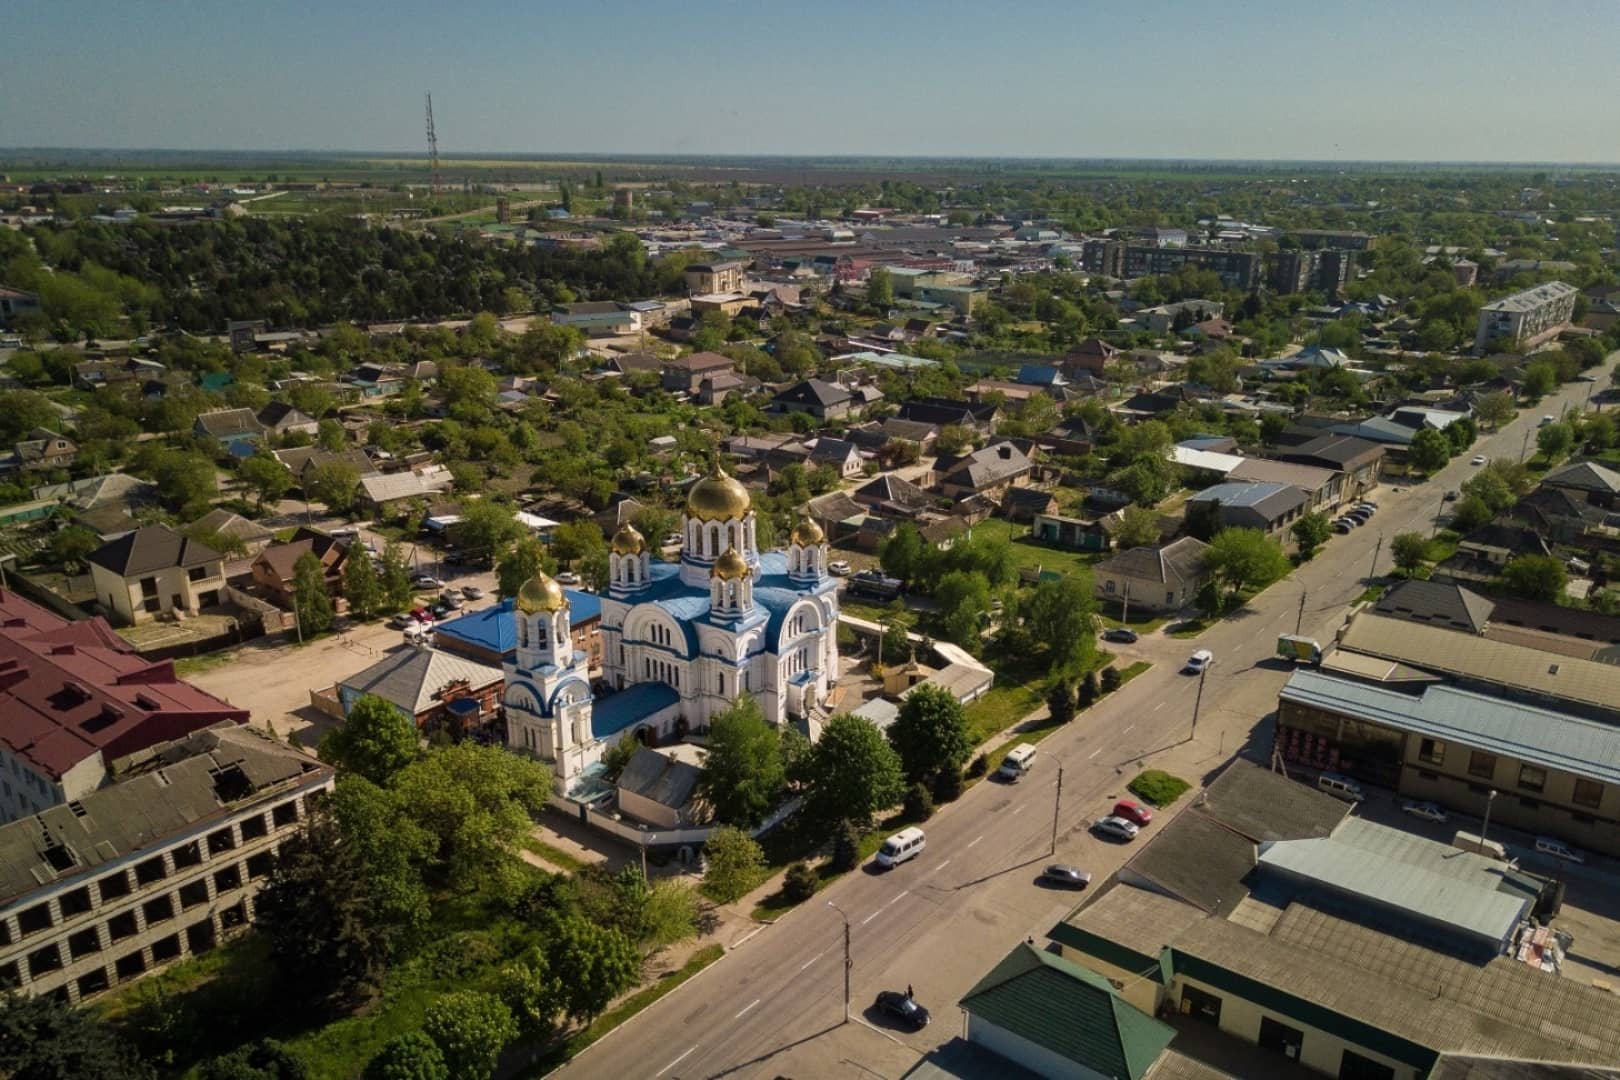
[91,561,226,626]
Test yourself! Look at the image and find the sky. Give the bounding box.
[5,0,1620,162]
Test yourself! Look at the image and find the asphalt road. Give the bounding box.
[559,372,1609,1080]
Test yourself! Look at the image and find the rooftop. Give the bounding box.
[338,647,503,716]
[1480,280,1577,313]
[87,524,220,577]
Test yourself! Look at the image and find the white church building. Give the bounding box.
[503,466,840,794]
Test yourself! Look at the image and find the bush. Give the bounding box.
[1128,769,1192,808]
[782,861,817,903]
[829,819,861,873]
[1046,679,1076,724]
[1100,666,1121,693]
[1078,671,1099,708]
[904,782,935,822]
[967,753,989,778]
[933,765,964,804]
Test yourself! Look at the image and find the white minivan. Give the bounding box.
[997,745,1037,782]
[875,827,926,869]
[1316,772,1365,803]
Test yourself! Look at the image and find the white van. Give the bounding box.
[875,827,926,869]
[997,745,1037,782]
[1316,772,1365,803]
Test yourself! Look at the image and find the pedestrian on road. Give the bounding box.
[907,983,913,1000]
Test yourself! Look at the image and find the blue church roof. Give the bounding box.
[625,552,832,654]
[591,681,680,740]
[433,589,602,658]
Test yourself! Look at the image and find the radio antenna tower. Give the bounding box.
[425,92,443,197]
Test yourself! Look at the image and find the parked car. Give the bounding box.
[661,532,683,547]
[1540,415,1557,427]
[431,601,453,618]
[1112,800,1154,827]
[442,593,466,610]
[1535,836,1586,864]
[1471,454,1488,466]
[1443,490,1459,502]
[409,607,434,623]
[828,560,853,576]
[555,571,581,586]
[461,585,485,600]
[1093,816,1141,843]
[413,574,443,589]
[1331,521,1353,534]
[1354,502,1377,514]
[1040,864,1093,889]
[1102,627,1139,644]
[390,613,415,629]
[1401,800,1447,823]
[1183,649,1214,674]
[875,990,930,1029]
[1346,509,1372,523]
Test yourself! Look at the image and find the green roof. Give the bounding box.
[959,944,1175,1080]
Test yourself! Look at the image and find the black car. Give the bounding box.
[1041,864,1093,889]
[1102,627,1139,644]
[875,990,931,1029]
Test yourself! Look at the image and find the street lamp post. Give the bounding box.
[826,901,852,1023]
[1481,789,1498,846]
[1049,763,1065,855]
[1295,588,1307,636]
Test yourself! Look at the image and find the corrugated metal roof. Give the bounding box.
[1281,669,1620,785]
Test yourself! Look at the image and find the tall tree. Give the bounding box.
[305,461,361,514]
[1291,512,1331,560]
[0,991,152,1080]
[1014,574,1097,672]
[887,684,972,785]
[697,698,786,827]
[1113,504,1162,549]
[867,266,893,307]
[879,523,926,585]
[421,993,517,1080]
[1204,528,1290,601]
[291,551,334,636]
[199,1040,308,1080]
[328,776,433,936]
[377,544,415,612]
[320,693,421,786]
[1536,421,1575,463]
[803,713,905,833]
[701,826,766,905]
[1501,554,1567,603]
[363,1033,448,1080]
[1391,532,1428,575]
[1473,390,1515,429]
[934,570,992,653]
[450,501,525,564]
[240,452,292,512]
[1407,428,1451,474]
[341,543,383,620]
[497,537,550,597]
[545,917,640,1023]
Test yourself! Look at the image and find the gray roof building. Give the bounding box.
[1373,579,1495,634]
[1095,536,1210,588]
[337,647,502,718]
[86,525,220,577]
[1187,480,1308,531]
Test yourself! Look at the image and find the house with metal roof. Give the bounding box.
[1186,481,1308,538]
[1542,459,1620,508]
[1371,579,1494,634]
[336,647,504,734]
[430,593,603,671]
[937,442,1032,499]
[1094,537,1211,614]
[772,378,855,421]
[616,744,704,828]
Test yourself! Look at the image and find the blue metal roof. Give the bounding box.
[433,590,602,658]
[591,681,679,740]
[1017,364,1064,386]
[621,552,831,652]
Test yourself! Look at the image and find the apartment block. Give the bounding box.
[1473,280,1578,352]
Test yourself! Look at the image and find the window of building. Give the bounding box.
[245,852,274,880]
[27,943,62,979]
[142,895,174,925]
[238,814,268,842]
[1418,738,1445,766]
[150,934,181,963]
[171,842,202,870]
[1467,751,1496,780]
[213,864,242,893]
[206,828,236,855]
[114,951,146,982]
[271,801,299,828]
[98,872,131,904]
[178,881,210,910]
[1518,764,1547,794]
[106,912,138,943]
[77,968,110,999]
[140,577,158,597]
[17,903,53,936]
[1340,1048,1396,1080]
[59,887,91,918]
[0,962,16,989]
[1573,779,1604,810]
[187,565,209,582]
[186,920,216,956]
[67,927,102,960]
[134,856,167,886]
[220,900,248,930]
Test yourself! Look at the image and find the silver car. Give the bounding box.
[1093,816,1141,842]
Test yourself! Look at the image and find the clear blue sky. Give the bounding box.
[5,0,1619,161]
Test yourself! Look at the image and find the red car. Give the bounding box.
[1113,800,1153,827]
[410,607,435,623]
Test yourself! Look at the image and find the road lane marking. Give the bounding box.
[1122,723,1135,733]
[1153,702,1165,712]
[800,950,825,971]
[861,891,909,925]
[1012,804,1025,815]
[1089,747,1102,759]
[656,1047,696,1076]
[734,998,760,1020]
[934,859,951,872]
[967,835,984,848]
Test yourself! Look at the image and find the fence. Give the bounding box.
[548,793,803,853]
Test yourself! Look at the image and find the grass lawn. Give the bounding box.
[967,519,1104,580]
[174,650,237,678]
[522,836,590,873]
[963,679,1047,745]
[838,598,901,624]
[1129,769,1191,807]
[1097,610,1172,633]
[1167,618,1211,639]
[1355,584,1386,605]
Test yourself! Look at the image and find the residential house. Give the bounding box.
[272,447,379,489]
[0,285,42,326]
[336,647,504,734]
[1371,578,1495,634]
[12,429,78,472]
[1434,523,1552,586]
[808,437,864,479]
[550,301,642,337]
[616,745,706,829]
[357,468,454,515]
[851,473,936,516]
[772,379,854,421]
[697,370,752,406]
[1228,458,1343,512]
[1139,299,1225,333]
[601,352,664,378]
[87,526,227,626]
[184,509,273,556]
[1093,536,1210,613]
[1031,512,1111,552]
[1277,434,1385,498]
[896,396,1000,433]
[661,352,735,394]
[1542,459,1620,510]
[1034,418,1096,457]
[254,402,319,439]
[192,409,263,451]
[937,442,1033,500]
[1002,486,1058,523]
[1063,338,1119,376]
[250,530,350,611]
[684,261,745,295]
[344,362,407,398]
[1187,481,1309,540]
[1014,365,1069,395]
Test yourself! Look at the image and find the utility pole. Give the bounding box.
[1049,764,1065,854]
[1520,427,1532,463]
[827,901,852,1023]
[1190,667,1207,742]
[1295,589,1306,635]
[1121,581,1130,626]
[1368,533,1383,583]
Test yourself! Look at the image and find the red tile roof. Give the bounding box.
[0,590,248,780]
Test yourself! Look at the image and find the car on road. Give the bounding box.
[555,571,581,586]
[828,560,853,576]
[1112,800,1154,827]
[1102,627,1139,644]
[1040,865,1093,889]
[431,600,454,618]
[390,613,415,629]
[875,990,930,1029]
[1535,836,1586,864]
[461,585,484,601]
[1401,800,1447,823]
[1183,649,1214,675]
[1092,816,1141,843]
[1540,415,1557,427]
[412,574,443,589]
[1443,489,1459,502]
[1471,454,1488,466]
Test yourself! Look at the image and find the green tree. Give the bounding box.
[1521,361,1558,400]
[546,917,640,1022]
[1407,428,1451,474]
[1501,554,1567,603]
[147,449,218,515]
[1391,532,1428,575]
[255,811,399,1009]
[45,524,100,573]
[1046,679,1076,725]
[1291,512,1331,559]
[450,500,524,563]
[879,522,926,585]
[1473,390,1515,429]
[0,991,151,1080]
[1113,504,1161,548]
[549,518,606,568]
[1204,528,1289,601]
[640,880,701,954]
[421,992,517,1080]
[697,697,786,827]
[1536,420,1575,463]
[341,543,383,620]
[934,569,992,653]
[317,418,347,453]
[240,452,292,511]
[305,461,361,514]
[291,551,334,636]
[0,390,63,444]
[701,826,766,904]
[199,1040,308,1080]
[496,948,564,1035]
[599,732,638,782]
[867,266,893,307]
[1450,494,1494,532]
[887,684,972,786]
[803,713,905,833]
[782,862,817,903]
[378,543,414,612]
[1014,574,1097,672]
[320,693,421,786]
[329,776,433,937]
[497,537,551,597]
[363,1032,448,1080]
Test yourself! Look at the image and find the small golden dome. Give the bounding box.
[790,516,825,546]
[713,546,750,581]
[611,524,646,555]
[686,465,752,522]
[515,569,566,614]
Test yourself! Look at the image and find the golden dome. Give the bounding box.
[686,465,752,522]
[790,516,825,546]
[713,546,750,581]
[610,523,646,555]
[515,569,566,614]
